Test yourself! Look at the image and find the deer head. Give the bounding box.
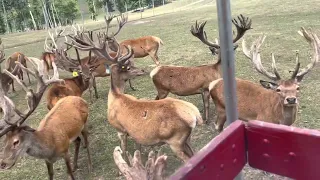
[45,29,99,82]
[242,27,320,106]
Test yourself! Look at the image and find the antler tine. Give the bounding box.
[290,51,300,79]
[119,45,134,64]
[295,27,320,81]
[0,60,63,136]
[191,20,220,48]
[112,14,128,37]
[232,14,252,43]
[242,35,281,81]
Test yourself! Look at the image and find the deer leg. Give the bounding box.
[11,82,15,92]
[169,143,191,163]
[184,134,194,157]
[202,89,210,124]
[134,142,142,152]
[127,79,136,91]
[45,161,54,180]
[215,112,226,133]
[92,76,98,99]
[117,132,130,165]
[73,137,81,171]
[82,125,92,173]
[64,152,76,180]
[147,49,160,66]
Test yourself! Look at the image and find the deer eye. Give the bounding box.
[296,87,300,91]
[127,67,131,70]
[276,89,281,92]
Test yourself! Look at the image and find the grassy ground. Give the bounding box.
[1,0,320,179]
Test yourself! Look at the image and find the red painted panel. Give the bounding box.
[170,120,246,180]
[246,120,320,180]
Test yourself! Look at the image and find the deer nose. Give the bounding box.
[0,162,7,169]
[286,97,296,104]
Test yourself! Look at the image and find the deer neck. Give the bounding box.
[24,130,55,159]
[73,75,89,93]
[109,66,126,95]
[282,105,298,126]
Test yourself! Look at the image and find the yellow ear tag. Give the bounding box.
[72,71,79,77]
[122,66,125,69]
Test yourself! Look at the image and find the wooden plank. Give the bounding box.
[170,120,246,180]
[246,120,320,180]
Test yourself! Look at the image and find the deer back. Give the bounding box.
[151,64,221,95]
[46,76,88,110]
[39,96,88,142]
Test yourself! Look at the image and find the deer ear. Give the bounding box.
[20,126,36,133]
[259,80,278,90]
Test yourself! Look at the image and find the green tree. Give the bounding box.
[0,14,6,34]
[55,0,80,25]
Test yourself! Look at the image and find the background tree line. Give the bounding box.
[0,0,170,34]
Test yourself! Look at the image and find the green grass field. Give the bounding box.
[0,0,320,179]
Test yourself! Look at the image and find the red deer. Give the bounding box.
[105,15,163,66]
[0,55,92,180]
[150,15,252,123]
[208,27,320,132]
[4,52,31,92]
[69,29,203,162]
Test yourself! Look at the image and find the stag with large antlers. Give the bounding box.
[67,22,203,162]
[150,14,252,123]
[66,14,144,91]
[46,45,100,109]
[209,27,320,132]
[0,51,92,179]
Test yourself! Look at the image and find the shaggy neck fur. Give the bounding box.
[25,130,55,160]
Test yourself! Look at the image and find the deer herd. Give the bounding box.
[0,13,319,180]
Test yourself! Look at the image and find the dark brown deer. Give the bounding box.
[150,15,252,123]
[208,27,320,132]
[0,53,92,180]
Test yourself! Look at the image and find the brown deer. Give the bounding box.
[45,38,100,109]
[150,15,252,123]
[208,27,320,132]
[0,55,92,180]
[106,14,164,66]
[68,29,203,162]
[3,52,31,92]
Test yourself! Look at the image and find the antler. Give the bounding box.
[242,35,282,81]
[231,14,252,43]
[104,14,128,39]
[294,27,320,81]
[113,146,167,180]
[190,21,220,48]
[0,57,63,137]
[191,14,252,50]
[44,26,68,53]
[66,13,132,66]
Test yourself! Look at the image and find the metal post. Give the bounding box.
[216,0,243,179]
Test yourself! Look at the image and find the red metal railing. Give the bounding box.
[170,120,320,180]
